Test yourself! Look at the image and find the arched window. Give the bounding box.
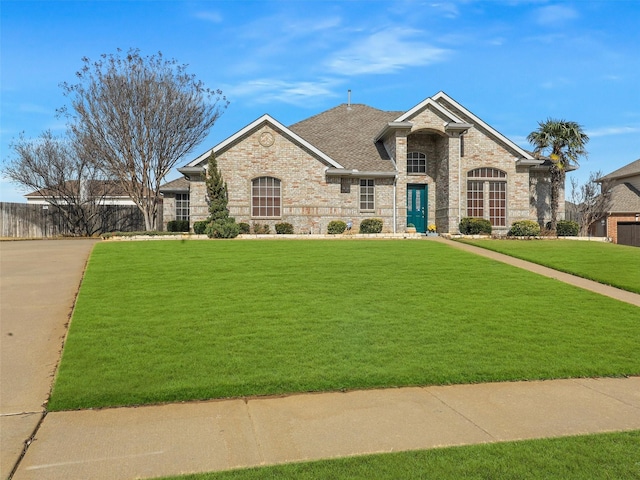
[407,152,426,174]
[252,177,281,218]
[467,168,507,227]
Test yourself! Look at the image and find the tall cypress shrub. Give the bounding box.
[204,151,239,238]
[206,150,229,221]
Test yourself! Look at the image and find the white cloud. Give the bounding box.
[19,103,51,114]
[194,10,223,23]
[429,2,460,19]
[586,126,640,138]
[540,77,572,89]
[326,28,451,75]
[534,5,579,27]
[223,79,342,106]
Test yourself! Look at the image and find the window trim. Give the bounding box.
[359,178,375,212]
[466,168,507,227]
[407,151,427,174]
[175,193,190,222]
[251,176,282,218]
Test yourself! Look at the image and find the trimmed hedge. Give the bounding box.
[508,220,541,237]
[167,220,189,232]
[275,222,294,234]
[359,218,383,234]
[206,219,240,238]
[459,217,492,235]
[327,220,347,234]
[238,222,250,234]
[193,220,208,235]
[556,220,579,236]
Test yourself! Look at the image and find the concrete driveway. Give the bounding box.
[0,239,98,479]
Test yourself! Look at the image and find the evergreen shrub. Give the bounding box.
[275,222,294,234]
[508,220,541,237]
[359,218,383,234]
[167,220,189,232]
[238,222,250,234]
[193,221,208,235]
[556,220,579,236]
[327,220,347,234]
[459,217,492,235]
[206,219,240,238]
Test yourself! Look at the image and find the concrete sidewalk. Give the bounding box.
[1,239,99,480]
[11,377,640,480]
[437,237,640,307]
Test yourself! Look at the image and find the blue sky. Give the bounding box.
[2,0,639,202]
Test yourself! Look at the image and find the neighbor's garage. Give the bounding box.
[617,222,640,247]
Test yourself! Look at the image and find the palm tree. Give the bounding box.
[527,119,589,231]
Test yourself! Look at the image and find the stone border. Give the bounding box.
[104,233,426,241]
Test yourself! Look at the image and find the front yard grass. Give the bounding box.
[49,240,640,411]
[159,430,640,480]
[457,239,640,293]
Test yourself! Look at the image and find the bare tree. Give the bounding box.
[2,130,111,236]
[569,170,612,236]
[61,49,228,230]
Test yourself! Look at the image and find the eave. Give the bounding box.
[325,168,397,178]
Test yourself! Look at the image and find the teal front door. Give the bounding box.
[407,184,427,233]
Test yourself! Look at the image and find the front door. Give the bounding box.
[407,184,427,233]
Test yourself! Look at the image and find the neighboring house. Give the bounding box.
[591,158,640,246]
[25,180,137,206]
[161,91,559,234]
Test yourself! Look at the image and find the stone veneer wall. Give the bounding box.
[190,125,396,234]
[162,195,176,230]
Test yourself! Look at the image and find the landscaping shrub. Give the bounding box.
[252,223,270,234]
[275,222,294,234]
[459,217,492,235]
[508,220,541,237]
[238,222,250,234]
[206,219,240,238]
[167,220,189,232]
[359,218,383,234]
[556,220,579,236]
[192,220,208,235]
[327,220,347,234]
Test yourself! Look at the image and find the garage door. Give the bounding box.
[617,222,640,247]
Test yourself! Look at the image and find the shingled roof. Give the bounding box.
[599,158,640,182]
[288,104,403,172]
[608,182,640,213]
[159,177,190,193]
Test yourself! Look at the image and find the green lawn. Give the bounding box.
[49,240,640,411]
[457,239,640,293]
[159,431,640,480]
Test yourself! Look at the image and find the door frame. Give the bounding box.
[406,184,427,233]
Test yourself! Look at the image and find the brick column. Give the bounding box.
[395,131,408,232]
[447,133,461,233]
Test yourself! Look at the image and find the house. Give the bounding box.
[591,158,640,246]
[160,91,559,234]
[25,180,137,206]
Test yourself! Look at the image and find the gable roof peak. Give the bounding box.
[186,113,343,169]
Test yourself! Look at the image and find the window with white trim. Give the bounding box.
[176,193,190,222]
[252,177,281,218]
[467,168,507,227]
[407,151,427,174]
[360,179,375,211]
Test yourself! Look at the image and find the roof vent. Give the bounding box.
[347,89,352,110]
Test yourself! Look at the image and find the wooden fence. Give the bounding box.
[0,202,161,238]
